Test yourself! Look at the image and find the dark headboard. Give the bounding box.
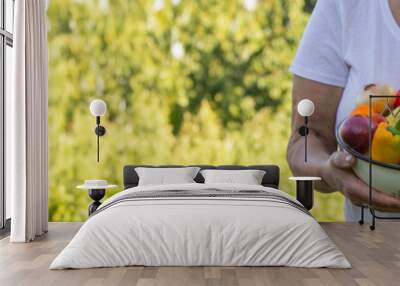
[123,165,280,189]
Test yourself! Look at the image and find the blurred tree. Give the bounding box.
[303,0,317,13]
[47,0,343,222]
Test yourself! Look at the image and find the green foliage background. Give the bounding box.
[47,0,344,221]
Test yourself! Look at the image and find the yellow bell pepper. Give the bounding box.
[371,122,400,165]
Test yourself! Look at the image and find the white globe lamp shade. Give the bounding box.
[90,99,107,117]
[297,99,315,117]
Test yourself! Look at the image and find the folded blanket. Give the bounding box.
[92,188,311,217]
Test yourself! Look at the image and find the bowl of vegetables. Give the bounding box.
[336,84,400,197]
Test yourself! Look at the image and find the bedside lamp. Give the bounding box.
[89,99,107,162]
[297,99,315,162]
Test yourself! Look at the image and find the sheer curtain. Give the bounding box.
[10,0,48,242]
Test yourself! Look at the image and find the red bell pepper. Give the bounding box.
[394,90,400,108]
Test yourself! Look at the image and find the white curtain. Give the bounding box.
[10,0,48,242]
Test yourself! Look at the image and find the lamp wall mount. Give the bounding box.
[95,116,106,137]
[298,119,310,136]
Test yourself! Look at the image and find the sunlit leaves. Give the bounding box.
[47,0,342,222]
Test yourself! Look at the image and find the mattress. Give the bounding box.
[50,183,350,269]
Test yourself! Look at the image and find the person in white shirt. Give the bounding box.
[288,0,400,221]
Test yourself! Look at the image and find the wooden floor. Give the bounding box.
[0,222,399,286]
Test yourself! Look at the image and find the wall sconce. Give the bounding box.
[89,99,107,162]
[297,99,315,162]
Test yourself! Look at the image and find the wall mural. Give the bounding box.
[47,0,343,221]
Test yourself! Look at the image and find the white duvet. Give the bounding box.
[50,183,350,269]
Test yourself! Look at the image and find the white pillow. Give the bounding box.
[200,169,266,185]
[135,167,200,186]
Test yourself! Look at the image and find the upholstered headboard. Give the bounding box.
[123,165,280,189]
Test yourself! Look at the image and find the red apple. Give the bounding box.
[372,113,386,125]
[340,115,377,154]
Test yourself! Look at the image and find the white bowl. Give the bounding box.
[336,120,400,197]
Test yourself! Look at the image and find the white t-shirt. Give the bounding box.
[290,0,400,221]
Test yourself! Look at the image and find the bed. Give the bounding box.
[50,165,350,269]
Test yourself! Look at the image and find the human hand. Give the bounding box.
[320,151,400,212]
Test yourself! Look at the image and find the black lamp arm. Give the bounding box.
[94,116,106,162]
[298,116,309,163]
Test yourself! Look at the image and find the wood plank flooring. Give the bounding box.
[0,222,399,286]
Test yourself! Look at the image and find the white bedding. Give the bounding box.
[50,183,351,269]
